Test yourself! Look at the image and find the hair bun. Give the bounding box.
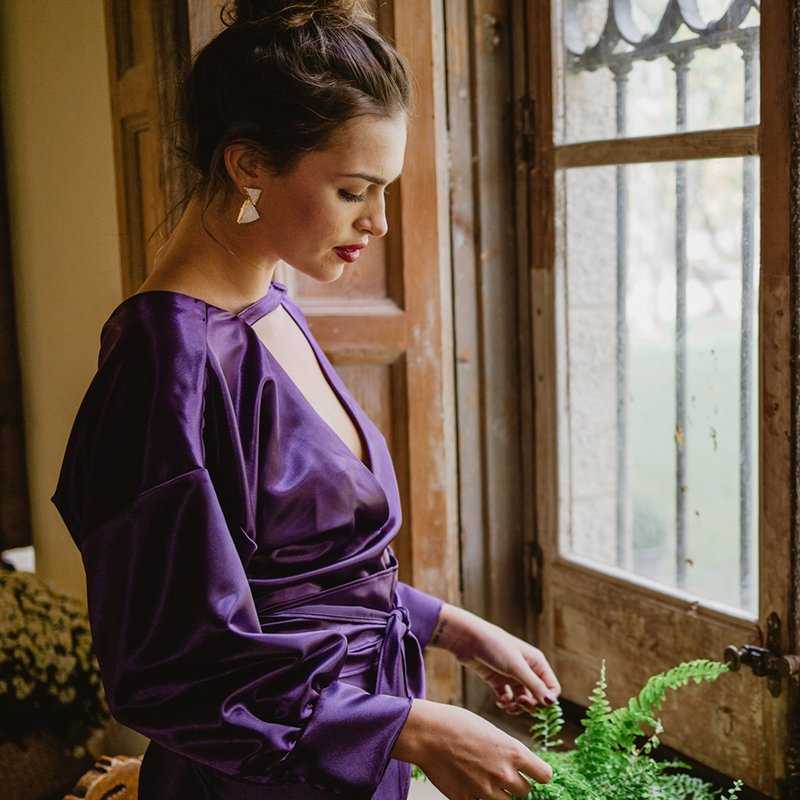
[230,0,373,29]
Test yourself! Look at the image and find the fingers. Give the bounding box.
[495,682,543,715]
[493,768,535,798]
[488,643,563,715]
[496,703,524,716]
[479,768,535,800]
[513,685,538,711]
[523,646,561,695]
[507,659,555,706]
[496,683,521,706]
[517,752,554,786]
[495,696,539,716]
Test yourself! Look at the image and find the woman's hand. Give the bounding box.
[430,603,561,714]
[392,698,553,800]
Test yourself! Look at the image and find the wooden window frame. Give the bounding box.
[523,2,798,796]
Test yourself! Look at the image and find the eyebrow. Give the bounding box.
[337,172,396,186]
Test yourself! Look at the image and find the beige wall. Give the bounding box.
[1,0,123,601]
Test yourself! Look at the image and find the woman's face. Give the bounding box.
[231,112,407,283]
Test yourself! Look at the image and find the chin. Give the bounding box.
[323,267,346,283]
[294,261,345,284]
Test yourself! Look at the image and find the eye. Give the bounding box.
[338,188,391,203]
[339,189,366,203]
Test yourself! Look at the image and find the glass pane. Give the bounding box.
[552,0,761,144]
[556,156,760,615]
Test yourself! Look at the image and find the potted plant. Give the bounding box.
[0,562,111,798]
[413,658,743,799]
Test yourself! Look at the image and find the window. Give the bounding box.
[529,2,792,793]
[555,2,761,615]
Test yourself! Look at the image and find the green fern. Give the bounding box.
[529,700,565,752]
[604,659,730,755]
[658,773,743,800]
[409,659,743,800]
[520,659,741,800]
[573,659,617,780]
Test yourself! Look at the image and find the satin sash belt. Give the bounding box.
[252,553,424,700]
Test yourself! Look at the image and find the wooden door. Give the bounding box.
[104,0,460,703]
[103,0,190,296]
[527,1,795,795]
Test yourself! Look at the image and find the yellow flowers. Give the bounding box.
[0,569,109,758]
[11,675,33,700]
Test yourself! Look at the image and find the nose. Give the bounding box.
[357,196,389,239]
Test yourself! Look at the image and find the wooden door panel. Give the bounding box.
[105,0,163,295]
[105,0,189,294]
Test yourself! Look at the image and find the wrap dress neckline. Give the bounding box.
[132,280,378,481]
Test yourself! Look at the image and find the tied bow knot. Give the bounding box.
[375,604,417,698]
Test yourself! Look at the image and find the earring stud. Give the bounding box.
[236,186,262,224]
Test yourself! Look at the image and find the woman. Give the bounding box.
[51,1,560,798]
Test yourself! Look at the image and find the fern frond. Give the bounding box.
[604,659,729,753]
[529,701,565,751]
[658,772,727,799]
[573,659,618,779]
[722,778,744,799]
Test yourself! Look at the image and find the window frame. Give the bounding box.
[524,2,796,794]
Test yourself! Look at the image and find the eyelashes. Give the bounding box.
[339,189,391,203]
[339,190,365,203]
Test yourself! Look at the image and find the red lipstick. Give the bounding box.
[333,244,364,262]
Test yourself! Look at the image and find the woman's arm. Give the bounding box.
[429,602,484,659]
[429,602,561,711]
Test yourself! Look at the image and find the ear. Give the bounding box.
[223,143,262,188]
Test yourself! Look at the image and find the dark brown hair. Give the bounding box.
[155,0,412,245]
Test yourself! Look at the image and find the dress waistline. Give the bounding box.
[252,553,423,700]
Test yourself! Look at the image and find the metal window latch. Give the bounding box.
[724,612,800,697]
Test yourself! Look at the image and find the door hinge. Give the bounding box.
[527,540,543,616]
[518,94,536,167]
[724,611,800,697]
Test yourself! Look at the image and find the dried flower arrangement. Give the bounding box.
[0,567,110,759]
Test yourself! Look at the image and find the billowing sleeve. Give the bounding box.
[395,581,444,651]
[50,301,413,796]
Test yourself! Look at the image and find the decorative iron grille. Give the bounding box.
[558,0,760,611]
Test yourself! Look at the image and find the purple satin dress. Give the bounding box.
[50,280,444,799]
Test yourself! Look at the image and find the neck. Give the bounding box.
[149,192,279,312]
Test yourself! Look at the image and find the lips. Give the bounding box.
[333,244,365,262]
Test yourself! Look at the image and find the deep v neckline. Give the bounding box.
[243,286,377,480]
[122,282,381,483]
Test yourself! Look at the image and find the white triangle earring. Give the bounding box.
[236,186,262,224]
